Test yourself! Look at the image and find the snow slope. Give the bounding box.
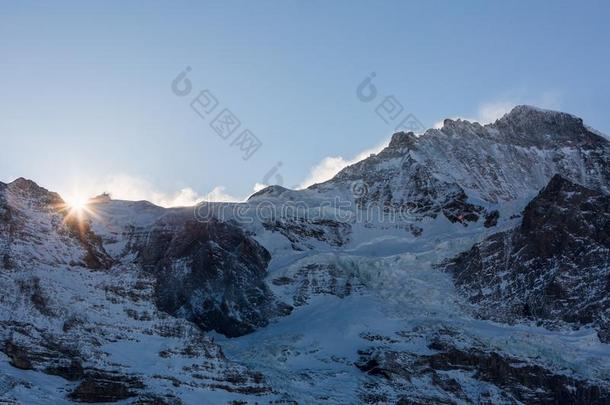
[1,105,609,404]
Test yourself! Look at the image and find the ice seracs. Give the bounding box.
[1,105,609,403]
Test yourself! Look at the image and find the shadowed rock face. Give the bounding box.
[309,138,488,226]
[1,106,610,403]
[138,218,291,337]
[443,175,610,341]
[1,178,289,338]
[0,182,11,269]
[356,336,610,405]
[67,371,144,403]
[312,106,609,208]
[262,217,351,250]
[492,105,607,149]
[272,262,365,307]
[0,178,112,271]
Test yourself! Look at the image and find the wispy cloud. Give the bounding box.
[202,186,240,204]
[477,100,516,123]
[59,92,565,205]
[61,174,241,207]
[252,183,269,193]
[434,91,563,128]
[298,140,388,189]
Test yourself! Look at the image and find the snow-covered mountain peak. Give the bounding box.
[427,105,599,147]
[319,105,610,205]
[4,177,63,208]
[89,192,112,204]
[248,184,292,201]
[387,130,418,150]
[435,117,485,134]
[7,177,41,189]
[1,105,610,403]
[496,104,582,125]
[487,104,602,147]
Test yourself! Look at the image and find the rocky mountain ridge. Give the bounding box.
[1,105,609,404]
[442,174,610,342]
[309,105,609,209]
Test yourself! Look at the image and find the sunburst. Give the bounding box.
[57,192,100,231]
[64,195,89,213]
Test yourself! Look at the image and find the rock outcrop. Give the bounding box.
[137,217,291,337]
[2,105,609,404]
[443,175,610,341]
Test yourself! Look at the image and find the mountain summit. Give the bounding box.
[1,106,609,404]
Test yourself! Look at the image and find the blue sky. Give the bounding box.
[1,0,609,205]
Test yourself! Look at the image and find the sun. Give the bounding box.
[59,192,98,225]
[65,195,89,213]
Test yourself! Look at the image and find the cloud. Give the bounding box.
[202,186,240,203]
[537,90,562,110]
[434,91,563,128]
[252,183,268,193]
[299,91,564,191]
[477,100,516,123]
[298,140,388,189]
[433,102,513,128]
[477,92,562,123]
[61,174,241,207]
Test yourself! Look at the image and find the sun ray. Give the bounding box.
[56,192,101,230]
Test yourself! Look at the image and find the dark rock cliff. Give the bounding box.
[444,175,610,341]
